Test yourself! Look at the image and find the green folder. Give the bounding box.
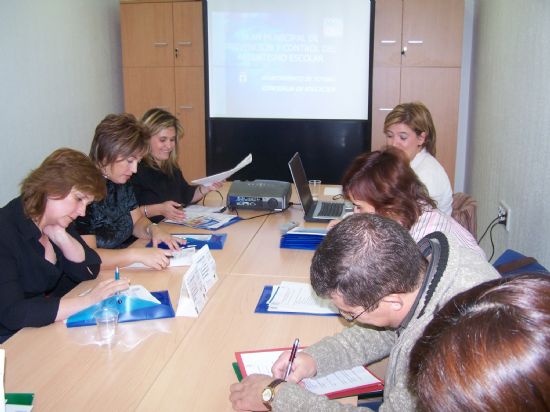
[5,393,34,405]
[232,362,243,382]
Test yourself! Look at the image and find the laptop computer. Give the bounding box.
[288,152,349,222]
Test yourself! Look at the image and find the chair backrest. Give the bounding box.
[451,192,477,240]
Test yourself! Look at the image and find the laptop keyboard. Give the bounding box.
[318,202,344,217]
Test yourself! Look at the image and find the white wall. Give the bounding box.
[468,0,550,267]
[0,1,123,205]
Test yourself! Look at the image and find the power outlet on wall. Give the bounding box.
[498,200,511,232]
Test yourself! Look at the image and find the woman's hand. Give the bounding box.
[137,247,173,270]
[42,224,85,262]
[149,225,185,251]
[88,278,130,303]
[161,200,186,221]
[326,218,342,230]
[271,351,317,383]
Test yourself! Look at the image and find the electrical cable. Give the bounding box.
[477,216,500,244]
[487,220,501,262]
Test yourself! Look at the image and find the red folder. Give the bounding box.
[235,347,384,399]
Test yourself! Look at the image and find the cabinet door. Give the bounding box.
[373,0,403,67]
[371,67,401,150]
[120,3,174,67]
[175,67,206,180]
[173,2,204,67]
[402,0,464,67]
[123,67,175,118]
[401,67,461,185]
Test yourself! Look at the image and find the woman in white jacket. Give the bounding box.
[384,101,453,215]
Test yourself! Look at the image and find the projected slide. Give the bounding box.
[207,0,371,120]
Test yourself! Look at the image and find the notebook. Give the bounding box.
[288,152,347,222]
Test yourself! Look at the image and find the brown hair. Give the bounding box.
[21,148,106,221]
[141,108,183,176]
[311,213,427,309]
[342,147,436,229]
[383,102,437,156]
[89,113,149,168]
[409,274,550,412]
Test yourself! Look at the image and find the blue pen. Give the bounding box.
[115,266,122,304]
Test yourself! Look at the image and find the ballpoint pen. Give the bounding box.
[115,266,122,304]
[284,338,300,380]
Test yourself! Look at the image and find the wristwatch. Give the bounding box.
[261,378,285,410]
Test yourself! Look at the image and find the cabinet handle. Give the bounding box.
[407,40,424,44]
[153,42,168,47]
[401,46,407,55]
[378,108,394,111]
[380,40,397,44]
[177,41,192,46]
[179,105,193,110]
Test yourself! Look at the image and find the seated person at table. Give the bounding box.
[409,274,550,412]
[131,108,223,223]
[75,113,182,270]
[333,147,484,256]
[384,102,452,215]
[0,148,129,343]
[229,213,499,411]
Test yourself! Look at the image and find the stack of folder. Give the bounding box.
[279,227,327,250]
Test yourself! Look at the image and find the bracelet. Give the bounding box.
[146,222,157,238]
[143,205,149,218]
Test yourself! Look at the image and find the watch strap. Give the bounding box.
[262,378,285,410]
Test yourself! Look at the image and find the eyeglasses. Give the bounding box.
[338,301,379,322]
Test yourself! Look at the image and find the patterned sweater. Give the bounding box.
[272,232,499,412]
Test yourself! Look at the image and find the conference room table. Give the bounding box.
[0,184,385,411]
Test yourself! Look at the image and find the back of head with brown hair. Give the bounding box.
[89,113,149,167]
[409,274,550,412]
[383,102,437,156]
[341,147,435,229]
[21,148,106,221]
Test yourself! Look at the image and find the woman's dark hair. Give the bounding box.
[342,147,435,229]
[409,274,550,412]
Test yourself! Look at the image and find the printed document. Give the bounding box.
[191,153,252,186]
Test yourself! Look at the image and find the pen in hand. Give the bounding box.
[284,338,300,380]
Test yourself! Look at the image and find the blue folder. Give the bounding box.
[148,233,227,250]
[280,228,326,250]
[66,290,175,327]
[255,285,338,316]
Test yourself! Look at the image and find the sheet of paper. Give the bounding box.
[192,245,218,291]
[183,205,226,214]
[121,285,160,304]
[323,186,343,196]
[267,281,338,315]
[124,247,195,269]
[176,246,218,317]
[164,211,238,230]
[238,349,381,396]
[303,366,381,395]
[191,153,252,186]
[286,227,328,236]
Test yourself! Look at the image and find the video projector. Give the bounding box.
[227,180,292,211]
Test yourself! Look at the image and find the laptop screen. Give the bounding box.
[288,152,314,212]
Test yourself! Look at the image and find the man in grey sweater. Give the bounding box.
[230,214,499,411]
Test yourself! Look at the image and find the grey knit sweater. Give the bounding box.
[272,232,499,412]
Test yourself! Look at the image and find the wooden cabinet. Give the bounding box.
[120,0,205,180]
[371,0,464,185]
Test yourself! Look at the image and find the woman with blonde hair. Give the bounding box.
[131,108,222,223]
[0,148,129,343]
[384,102,453,215]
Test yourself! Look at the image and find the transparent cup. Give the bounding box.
[94,307,119,343]
[308,179,322,200]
